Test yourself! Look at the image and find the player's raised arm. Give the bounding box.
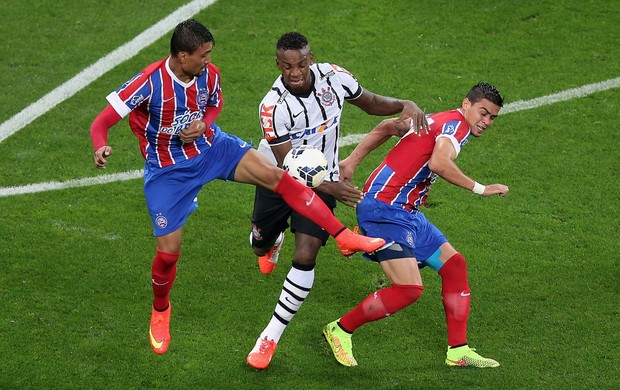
[349,90,429,135]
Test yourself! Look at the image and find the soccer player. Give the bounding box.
[322,82,508,368]
[246,32,429,369]
[88,19,386,355]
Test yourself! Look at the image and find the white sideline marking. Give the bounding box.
[0,80,618,198]
[0,0,217,144]
[341,76,620,147]
[0,170,142,197]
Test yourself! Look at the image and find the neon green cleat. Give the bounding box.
[445,345,500,368]
[323,320,357,367]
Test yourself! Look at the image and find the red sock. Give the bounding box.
[273,172,345,236]
[151,248,179,311]
[438,253,470,346]
[339,284,423,333]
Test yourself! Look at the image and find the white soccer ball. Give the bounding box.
[282,146,328,188]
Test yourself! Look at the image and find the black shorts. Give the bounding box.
[251,185,337,249]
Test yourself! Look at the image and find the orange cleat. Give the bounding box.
[257,233,284,274]
[334,228,386,257]
[247,337,278,370]
[149,303,171,354]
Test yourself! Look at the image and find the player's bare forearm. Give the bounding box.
[344,119,396,168]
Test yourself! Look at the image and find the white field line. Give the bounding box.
[0,0,217,144]
[0,82,618,198]
[340,76,620,146]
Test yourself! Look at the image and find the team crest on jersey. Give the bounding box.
[317,87,335,107]
[155,213,168,229]
[198,89,209,109]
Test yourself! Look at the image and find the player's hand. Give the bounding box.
[179,120,206,143]
[94,146,112,169]
[319,180,364,207]
[397,102,429,136]
[338,157,356,183]
[482,184,510,197]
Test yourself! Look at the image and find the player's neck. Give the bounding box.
[168,57,193,83]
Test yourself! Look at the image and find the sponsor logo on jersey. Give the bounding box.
[290,117,338,140]
[260,104,276,140]
[130,94,146,107]
[320,70,336,80]
[442,120,459,135]
[160,110,203,135]
[330,64,353,76]
[277,90,289,104]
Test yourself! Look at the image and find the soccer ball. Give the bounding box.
[282,146,328,188]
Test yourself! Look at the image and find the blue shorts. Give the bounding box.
[143,124,252,236]
[356,196,448,266]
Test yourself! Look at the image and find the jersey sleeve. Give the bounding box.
[330,64,362,100]
[435,120,470,157]
[106,68,154,118]
[205,63,222,108]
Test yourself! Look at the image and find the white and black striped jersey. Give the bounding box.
[258,62,363,182]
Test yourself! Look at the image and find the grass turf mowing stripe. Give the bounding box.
[0,0,218,144]
[1,76,618,198]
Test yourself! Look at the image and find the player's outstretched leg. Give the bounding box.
[445,345,500,368]
[247,337,278,370]
[149,303,171,354]
[323,319,358,367]
[271,173,385,256]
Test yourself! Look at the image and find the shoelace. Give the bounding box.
[259,339,272,354]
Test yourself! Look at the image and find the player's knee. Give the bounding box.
[392,284,424,307]
[261,164,284,189]
[438,252,468,277]
[292,257,317,268]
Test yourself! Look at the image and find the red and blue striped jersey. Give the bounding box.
[363,109,471,211]
[106,56,222,168]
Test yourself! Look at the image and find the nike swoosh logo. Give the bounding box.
[152,279,169,287]
[149,328,164,349]
[306,192,315,206]
[460,292,470,297]
[239,142,247,148]
[162,97,175,103]
[448,359,467,366]
[293,111,304,118]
